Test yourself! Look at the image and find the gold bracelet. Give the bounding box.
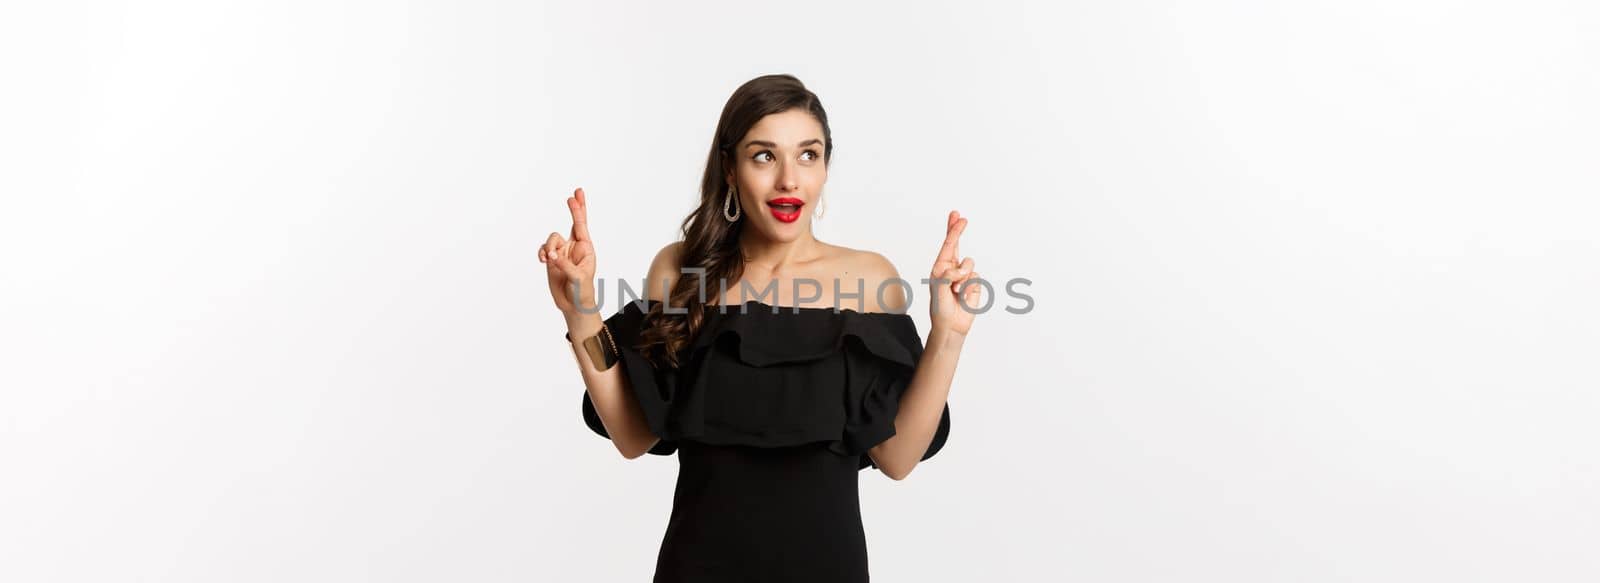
[578,324,620,372]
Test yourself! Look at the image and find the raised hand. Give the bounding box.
[928,210,980,336]
[538,187,598,315]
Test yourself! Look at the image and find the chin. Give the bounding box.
[762,226,804,241]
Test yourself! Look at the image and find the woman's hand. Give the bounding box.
[538,187,598,316]
[928,210,981,336]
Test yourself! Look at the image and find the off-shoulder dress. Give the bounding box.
[575,299,951,583]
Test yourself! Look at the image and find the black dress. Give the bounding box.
[577,299,952,582]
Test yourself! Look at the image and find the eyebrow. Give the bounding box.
[744,139,824,149]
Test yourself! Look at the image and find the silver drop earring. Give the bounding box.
[722,185,741,221]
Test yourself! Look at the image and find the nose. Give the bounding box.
[775,160,798,192]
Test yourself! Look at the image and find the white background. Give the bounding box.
[3,1,1597,581]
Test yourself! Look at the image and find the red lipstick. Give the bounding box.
[766,197,804,223]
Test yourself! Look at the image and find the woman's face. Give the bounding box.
[727,109,828,241]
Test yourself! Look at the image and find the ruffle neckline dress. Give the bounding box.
[578,299,951,582]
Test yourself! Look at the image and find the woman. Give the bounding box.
[538,74,980,582]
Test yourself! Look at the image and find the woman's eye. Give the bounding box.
[751,150,819,163]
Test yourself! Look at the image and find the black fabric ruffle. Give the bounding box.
[578,299,950,471]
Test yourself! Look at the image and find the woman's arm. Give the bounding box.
[866,212,979,479]
[567,242,681,459]
[862,253,966,480]
[566,309,658,459]
[869,325,963,480]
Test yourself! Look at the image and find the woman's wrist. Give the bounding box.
[564,310,603,344]
[927,324,968,351]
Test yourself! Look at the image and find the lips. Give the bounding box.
[766,197,804,210]
[766,197,804,223]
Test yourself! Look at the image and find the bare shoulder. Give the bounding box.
[834,246,909,314]
[644,241,684,302]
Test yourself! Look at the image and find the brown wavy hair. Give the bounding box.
[635,74,834,369]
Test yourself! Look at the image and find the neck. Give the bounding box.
[738,226,822,272]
